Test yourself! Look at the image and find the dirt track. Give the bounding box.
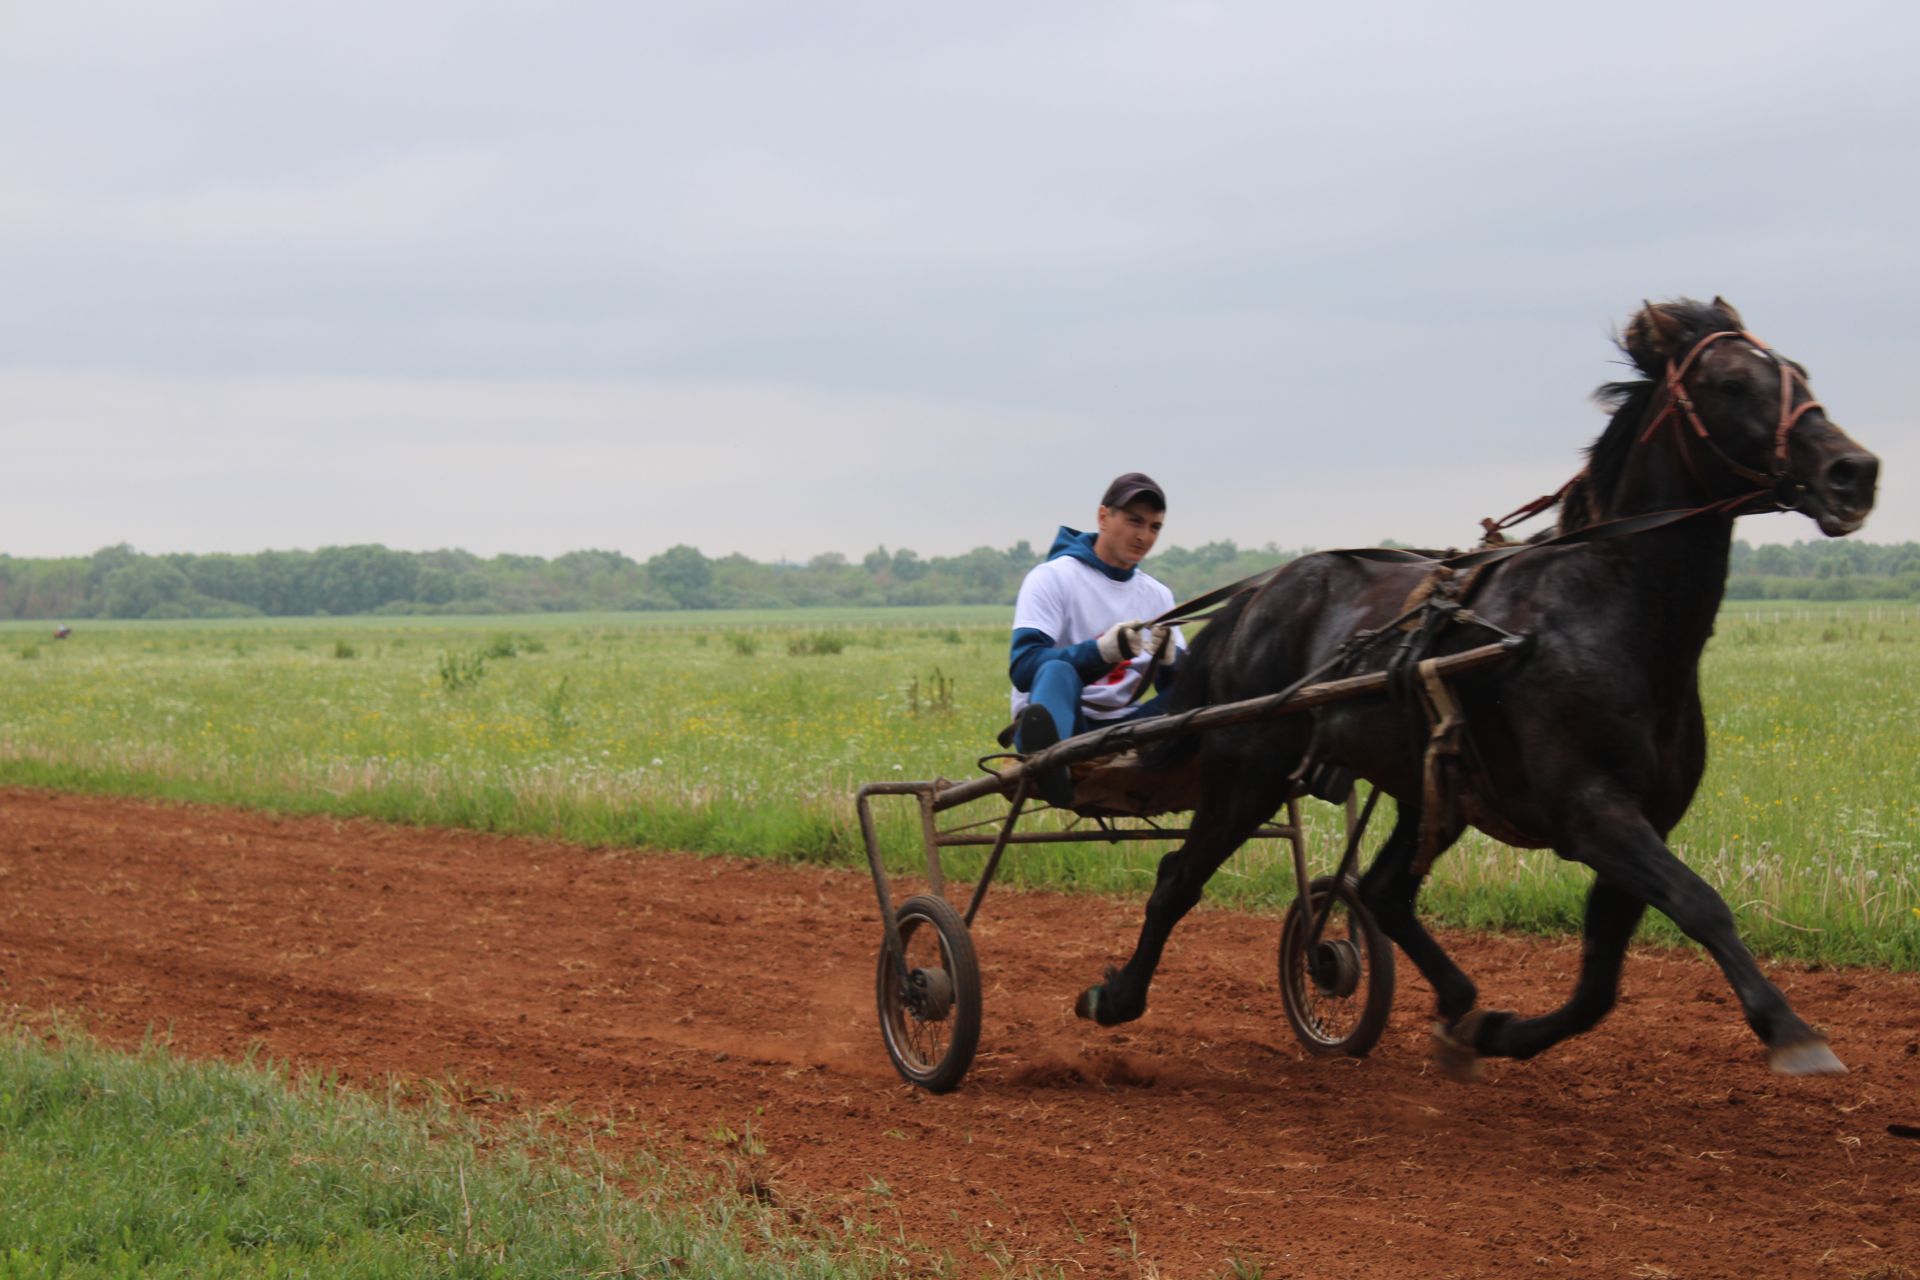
[3,788,1916,1278]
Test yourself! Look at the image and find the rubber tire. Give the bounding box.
[1278,874,1395,1058]
[876,893,982,1093]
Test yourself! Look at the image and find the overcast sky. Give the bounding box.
[2,1,1913,564]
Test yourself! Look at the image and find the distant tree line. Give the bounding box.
[1,537,1916,621]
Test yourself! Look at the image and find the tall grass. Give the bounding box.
[0,1022,900,1278]
[0,604,1914,966]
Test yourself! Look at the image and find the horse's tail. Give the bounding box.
[1138,591,1252,772]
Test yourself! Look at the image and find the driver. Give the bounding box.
[1008,472,1184,806]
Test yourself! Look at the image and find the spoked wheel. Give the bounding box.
[876,893,981,1093]
[1278,874,1395,1057]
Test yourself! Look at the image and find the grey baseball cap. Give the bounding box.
[1100,472,1166,510]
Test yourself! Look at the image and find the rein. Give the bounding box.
[1148,492,1774,631]
[1149,324,1818,631]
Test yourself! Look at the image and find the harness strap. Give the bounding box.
[1150,489,1776,634]
[1413,656,1466,877]
[1441,489,1776,570]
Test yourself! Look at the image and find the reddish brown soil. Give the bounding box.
[3,787,1917,1278]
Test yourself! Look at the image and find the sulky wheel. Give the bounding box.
[1278,874,1395,1057]
[875,893,982,1093]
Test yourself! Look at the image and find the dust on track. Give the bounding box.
[3,787,1916,1278]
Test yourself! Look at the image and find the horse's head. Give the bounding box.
[1602,297,1879,536]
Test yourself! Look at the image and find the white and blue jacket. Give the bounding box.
[1008,527,1184,722]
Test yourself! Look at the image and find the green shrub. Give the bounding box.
[438,650,486,692]
[907,667,956,716]
[786,632,847,657]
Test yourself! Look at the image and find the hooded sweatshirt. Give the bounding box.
[1008,526,1182,721]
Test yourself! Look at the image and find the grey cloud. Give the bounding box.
[0,1,1912,558]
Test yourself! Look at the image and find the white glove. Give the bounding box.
[1097,619,1146,664]
[1145,623,1179,667]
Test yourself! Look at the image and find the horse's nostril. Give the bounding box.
[1826,454,1880,504]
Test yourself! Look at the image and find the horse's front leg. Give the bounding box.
[1074,774,1281,1027]
[1479,800,1842,1075]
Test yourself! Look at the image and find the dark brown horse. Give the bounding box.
[1078,298,1880,1076]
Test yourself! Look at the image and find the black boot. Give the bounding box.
[1016,704,1076,810]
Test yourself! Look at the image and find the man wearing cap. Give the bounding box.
[1008,473,1185,807]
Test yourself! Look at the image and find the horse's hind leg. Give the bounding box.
[1358,808,1478,1024]
[1074,769,1282,1027]
[1469,878,1645,1061]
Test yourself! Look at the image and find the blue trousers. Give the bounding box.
[1017,658,1168,750]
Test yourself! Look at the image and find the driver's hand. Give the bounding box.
[1097,619,1146,664]
[1145,623,1179,666]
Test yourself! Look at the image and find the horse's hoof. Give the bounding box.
[1075,982,1142,1026]
[1769,1039,1848,1076]
[1430,1010,1493,1083]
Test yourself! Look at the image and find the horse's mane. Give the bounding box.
[1564,379,1660,529]
[1564,297,1738,528]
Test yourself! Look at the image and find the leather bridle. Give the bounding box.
[1637,328,1824,493]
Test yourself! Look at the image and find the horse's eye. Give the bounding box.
[1717,379,1747,398]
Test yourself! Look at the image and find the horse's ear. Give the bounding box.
[1711,295,1746,330]
[1644,303,1689,352]
[1623,301,1688,374]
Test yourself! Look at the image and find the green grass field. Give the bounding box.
[0,1022,904,1279]
[2,602,1915,1277]
[1,602,1915,966]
